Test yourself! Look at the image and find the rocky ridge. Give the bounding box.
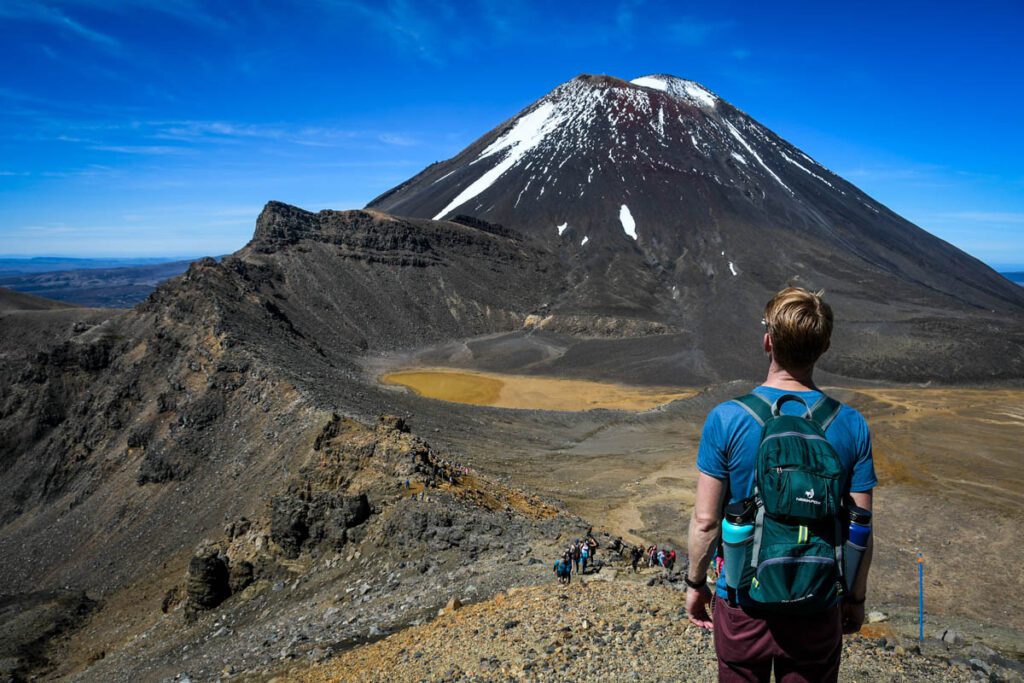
[3,411,578,681]
[288,570,1018,683]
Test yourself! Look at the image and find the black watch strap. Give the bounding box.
[684,575,707,590]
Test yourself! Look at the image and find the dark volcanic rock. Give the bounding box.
[228,560,255,594]
[0,590,97,680]
[272,492,371,557]
[186,547,231,612]
[270,495,309,559]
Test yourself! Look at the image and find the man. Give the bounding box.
[685,287,877,682]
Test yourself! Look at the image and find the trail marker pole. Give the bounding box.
[917,552,924,641]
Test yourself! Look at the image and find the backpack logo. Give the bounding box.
[796,487,821,506]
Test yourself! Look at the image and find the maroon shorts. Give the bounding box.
[712,599,842,683]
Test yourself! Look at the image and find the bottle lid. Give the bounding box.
[848,503,872,525]
[724,497,756,525]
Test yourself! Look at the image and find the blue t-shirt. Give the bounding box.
[696,386,877,599]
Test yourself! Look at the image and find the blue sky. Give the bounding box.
[1,1,1022,268]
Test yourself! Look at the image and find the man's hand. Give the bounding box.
[841,600,865,634]
[685,584,714,629]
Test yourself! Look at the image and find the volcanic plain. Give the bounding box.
[370,336,1024,655]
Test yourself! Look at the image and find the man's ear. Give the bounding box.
[763,332,772,355]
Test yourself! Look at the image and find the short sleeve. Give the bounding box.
[696,407,729,480]
[848,411,878,492]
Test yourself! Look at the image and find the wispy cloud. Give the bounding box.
[930,211,1024,224]
[329,0,451,65]
[666,16,734,46]
[144,120,415,149]
[0,1,120,50]
[91,144,190,155]
[838,164,956,187]
[377,133,417,146]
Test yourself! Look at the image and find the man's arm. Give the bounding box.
[842,489,873,634]
[685,472,726,629]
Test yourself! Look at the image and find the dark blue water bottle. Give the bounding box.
[844,502,872,593]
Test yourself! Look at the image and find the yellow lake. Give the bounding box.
[380,368,695,412]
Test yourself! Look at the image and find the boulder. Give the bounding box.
[224,517,252,540]
[228,560,254,594]
[307,492,371,550]
[377,415,408,433]
[941,629,964,645]
[270,495,308,559]
[186,548,230,611]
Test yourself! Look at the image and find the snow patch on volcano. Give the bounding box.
[619,204,637,240]
[434,101,566,219]
[779,150,834,189]
[722,119,792,194]
[632,76,669,92]
[631,75,717,109]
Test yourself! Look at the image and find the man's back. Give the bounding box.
[698,386,876,605]
[684,287,878,682]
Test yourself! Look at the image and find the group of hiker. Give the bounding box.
[629,544,677,572]
[553,529,601,584]
[554,530,680,583]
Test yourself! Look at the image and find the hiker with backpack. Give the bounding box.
[554,556,572,585]
[684,287,877,682]
[630,545,643,572]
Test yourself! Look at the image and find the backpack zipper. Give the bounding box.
[762,431,828,442]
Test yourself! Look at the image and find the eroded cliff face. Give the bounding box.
[0,206,584,679]
[0,206,567,593]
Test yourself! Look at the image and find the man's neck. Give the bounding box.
[762,360,818,392]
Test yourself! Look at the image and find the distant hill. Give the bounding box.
[0,256,195,276]
[0,259,199,308]
[0,287,78,313]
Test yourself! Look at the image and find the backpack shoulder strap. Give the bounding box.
[732,393,773,427]
[809,395,842,431]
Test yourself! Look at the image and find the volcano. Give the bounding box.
[367,73,1024,380]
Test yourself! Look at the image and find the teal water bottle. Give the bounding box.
[722,498,755,605]
[843,501,872,594]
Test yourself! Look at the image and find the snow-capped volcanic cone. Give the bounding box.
[371,74,1019,302]
[369,74,1024,380]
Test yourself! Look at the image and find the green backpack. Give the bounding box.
[732,392,848,614]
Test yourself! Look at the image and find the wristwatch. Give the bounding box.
[684,575,707,590]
